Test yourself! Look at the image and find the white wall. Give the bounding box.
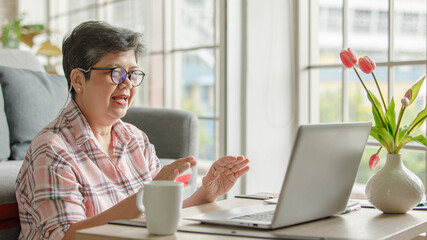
[244,0,298,194]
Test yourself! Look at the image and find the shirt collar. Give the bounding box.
[112,120,132,146]
[63,100,132,146]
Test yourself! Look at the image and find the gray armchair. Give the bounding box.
[123,106,199,195]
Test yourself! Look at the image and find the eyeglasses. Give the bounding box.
[77,67,145,87]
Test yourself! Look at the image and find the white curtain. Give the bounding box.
[244,0,298,194]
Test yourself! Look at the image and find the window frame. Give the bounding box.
[47,0,226,169]
[299,0,427,185]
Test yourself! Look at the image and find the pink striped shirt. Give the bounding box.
[15,100,161,239]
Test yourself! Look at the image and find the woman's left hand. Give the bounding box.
[201,156,250,202]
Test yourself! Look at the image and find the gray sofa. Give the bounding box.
[0,49,198,239]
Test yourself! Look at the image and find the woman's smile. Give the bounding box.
[112,94,130,106]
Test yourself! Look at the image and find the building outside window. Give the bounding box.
[308,0,427,193]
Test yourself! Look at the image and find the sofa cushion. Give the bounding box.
[0,84,10,162]
[0,49,44,72]
[0,161,22,236]
[0,66,68,160]
[0,160,23,224]
[0,161,23,204]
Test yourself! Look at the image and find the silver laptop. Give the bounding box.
[185,122,372,229]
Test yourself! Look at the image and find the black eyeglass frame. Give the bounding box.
[77,67,145,87]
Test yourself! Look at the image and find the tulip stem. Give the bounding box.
[393,105,406,152]
[352,66,386,128]
[353,66,369,93]
[372,72,387,112]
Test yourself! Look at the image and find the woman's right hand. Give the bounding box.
[153,156,197,181]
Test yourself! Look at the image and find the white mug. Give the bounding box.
[136,181,183,235]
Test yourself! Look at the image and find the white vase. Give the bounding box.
[365,153,425,213]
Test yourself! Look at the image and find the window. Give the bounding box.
[307,0,427,190]
[47,0,223,166]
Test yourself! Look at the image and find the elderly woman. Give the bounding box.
[15,21,249,240]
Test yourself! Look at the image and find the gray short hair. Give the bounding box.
[62,20,146,97]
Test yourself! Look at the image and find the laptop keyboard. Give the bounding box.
[231,210,275,222]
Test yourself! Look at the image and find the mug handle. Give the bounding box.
[136,186,145,213]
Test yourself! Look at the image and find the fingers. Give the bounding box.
[215,155,247,167]
[153,156,197,181]
[214,156,249,175]
[233,165,250,179]
[176,162,191,175]
[173,156,196,174]
[172,169,180,180]
[230,158,249,173]
[169,156,196,173]
[201,156,250,200]
[175,156,197,168]
[214,156,238,167]
[179,156,197,166]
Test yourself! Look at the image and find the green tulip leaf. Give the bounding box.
[408,75,426,105]
[407,105,427,135]
[396,125,408,145]
[385,98,396,135]
[368,90,387,129]
[369,128,386,147]
[370,127,394,152]
[372,109,383,129]
[379,135,393,153]
[396,135,414,153]
[413,135,427,148]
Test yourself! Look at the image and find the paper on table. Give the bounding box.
[263,198,361,214]
[359,199,427,210]
[264,198,279,204]
[264,198,359,206]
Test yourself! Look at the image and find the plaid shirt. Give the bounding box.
[15,100,161,239]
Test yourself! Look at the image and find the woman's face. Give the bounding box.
[76,50,139,126]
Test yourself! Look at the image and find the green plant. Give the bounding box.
[340,48,427,169]
[1,15,44,48]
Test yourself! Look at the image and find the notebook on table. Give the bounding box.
[185,122,372,229]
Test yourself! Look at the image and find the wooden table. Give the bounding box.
[76,193,427,240]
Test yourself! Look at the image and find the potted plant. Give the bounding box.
[340,48,427,213]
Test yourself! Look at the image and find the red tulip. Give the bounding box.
[369,153,380,170]
[358,56,376,74]
[340,48,357,68]
[404,89,412,101]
